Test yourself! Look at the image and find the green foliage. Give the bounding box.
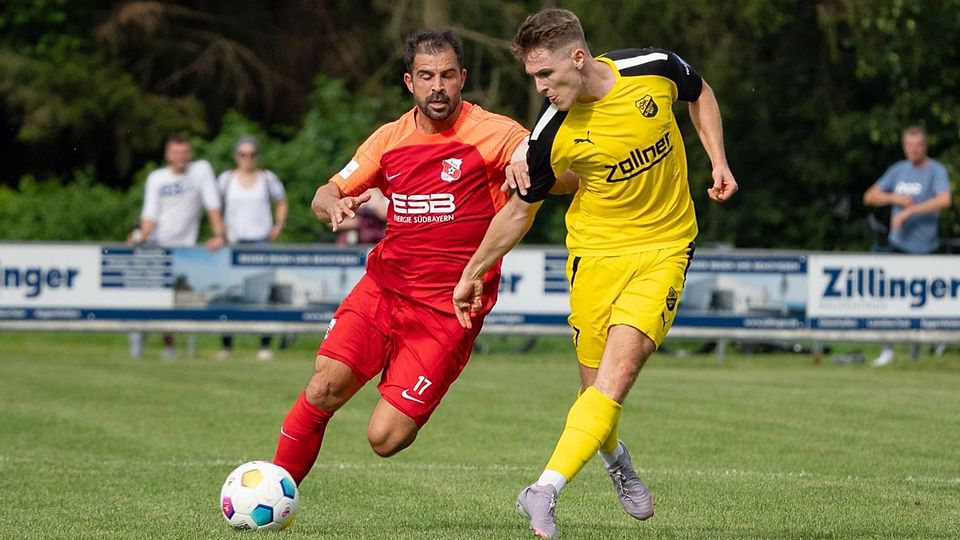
[0,171,135,241]
[0,0,89,53]
[0,49,206,159]
[3,0,960,249]
[0,0,207,185]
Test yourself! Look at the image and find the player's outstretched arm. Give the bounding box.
[311,182,372,232]
[689,81,738,203]
[453,195,543,329]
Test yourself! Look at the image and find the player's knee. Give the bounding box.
[369,439,405,458]
[304,360,355,411]
[367,426,416,458]
[304,379,344,411]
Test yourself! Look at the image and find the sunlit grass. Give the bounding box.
[1,333,958,539]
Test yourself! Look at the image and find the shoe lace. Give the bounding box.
[612,471,628,497]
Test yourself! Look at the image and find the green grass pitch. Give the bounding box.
[1,332,958,539]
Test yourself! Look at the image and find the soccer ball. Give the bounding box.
[220,461,299,530]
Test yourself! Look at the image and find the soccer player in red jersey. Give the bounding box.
[272,30,528,485]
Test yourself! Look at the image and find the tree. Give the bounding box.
[0,0,207,187]
[2,0,957,249]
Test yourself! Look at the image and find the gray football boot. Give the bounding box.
[604,441,655,520]
[516,483,559,538]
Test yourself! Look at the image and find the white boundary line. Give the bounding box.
[2,455,957,485]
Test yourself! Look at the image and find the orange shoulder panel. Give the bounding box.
[330,108,418,196]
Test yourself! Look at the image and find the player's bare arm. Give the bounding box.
[500,137,576,196]
[332,189,387,233]
[311,181,373,232]
[689,81,738,203]
[453,195,543,329]
[503,160,578,196]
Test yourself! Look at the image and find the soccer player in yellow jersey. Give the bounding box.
[453,8,737,538]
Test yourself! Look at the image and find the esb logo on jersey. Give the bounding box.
[440,158,462,182]
[391,193,456,214]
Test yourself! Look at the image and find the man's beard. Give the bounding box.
[418,92,456,121]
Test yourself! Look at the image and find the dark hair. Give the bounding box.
[511,8,587,60]
[403,30,464,73]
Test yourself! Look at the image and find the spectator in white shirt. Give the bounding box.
[217,136,289,361]
[129,135,226,359]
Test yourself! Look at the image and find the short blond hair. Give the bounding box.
[511,8,587,61]
[901,125,927,144]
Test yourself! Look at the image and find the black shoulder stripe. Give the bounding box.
[520,98,567,203]
[602,48,703,102]
[529,99,565,142]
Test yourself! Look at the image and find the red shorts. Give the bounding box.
[318,275,485,426]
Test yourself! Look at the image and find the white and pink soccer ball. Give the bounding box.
[220,461,299,531]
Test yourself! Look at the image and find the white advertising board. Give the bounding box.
[807,254,960,330]
[2,244,958,342]
[0,245,171,308]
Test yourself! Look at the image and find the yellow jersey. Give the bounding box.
[521,48,703,256]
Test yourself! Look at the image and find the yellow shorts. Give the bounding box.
[567,242,695,368]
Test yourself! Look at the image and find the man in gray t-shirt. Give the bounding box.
[863,125,953,366]
[864,125,952,253]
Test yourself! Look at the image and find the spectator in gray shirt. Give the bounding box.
[863,125,952,366]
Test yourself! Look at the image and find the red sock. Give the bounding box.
[273,391,333,485]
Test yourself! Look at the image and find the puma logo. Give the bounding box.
[573,131,595,145]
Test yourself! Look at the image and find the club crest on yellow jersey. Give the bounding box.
[635,95,659,118]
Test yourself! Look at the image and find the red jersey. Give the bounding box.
[332,102,528,314]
